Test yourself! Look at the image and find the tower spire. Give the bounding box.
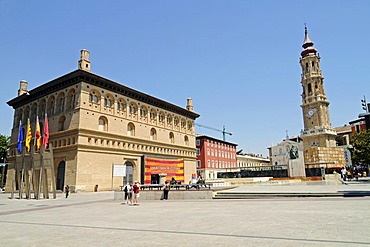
[301,26,317,57]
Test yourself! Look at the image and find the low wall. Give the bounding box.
[114,190,213,201]
[223,177,273,185]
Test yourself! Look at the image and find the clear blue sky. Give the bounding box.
[1,1,369,156]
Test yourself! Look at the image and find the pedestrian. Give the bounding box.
[65,185,70,198]
[162,181,170,200]
[123,183,131,204]
[341,167,347,181]
[132,181,140,205]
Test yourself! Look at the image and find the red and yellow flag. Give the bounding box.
[35,116,42,151]
[25,119,32,152]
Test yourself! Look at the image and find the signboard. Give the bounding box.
[144,156,184,184]
[113,164,126,177]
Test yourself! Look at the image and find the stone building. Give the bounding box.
[268,137,305,177]
[299,28,346,175]
[236,153,270,171]
[6,50,199,192]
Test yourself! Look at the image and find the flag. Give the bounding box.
[44,114,49,149]
[17,121,23,154]
[35,116,42,151]
[25,119,32,152]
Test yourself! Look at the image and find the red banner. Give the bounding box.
[144,156,184,184]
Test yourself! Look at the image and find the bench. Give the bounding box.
[140,184,163,190]
[170,184,185,190]
[185,183,211,190]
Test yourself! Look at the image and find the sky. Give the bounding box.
[1,1,369,156]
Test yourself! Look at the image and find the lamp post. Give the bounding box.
[359,95,370,130]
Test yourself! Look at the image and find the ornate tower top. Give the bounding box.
[186,98,194,112]
[78,49,91,72]
[301,27,317,58]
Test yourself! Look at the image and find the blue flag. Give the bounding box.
[17,121,23,154]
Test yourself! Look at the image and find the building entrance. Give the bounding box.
[151,174,160,184]
[56,161,65,190]
[123,161,133,185]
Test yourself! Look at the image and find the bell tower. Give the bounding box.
[300,27,337,147]
[299,27,345,174]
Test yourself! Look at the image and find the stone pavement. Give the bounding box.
[1,181,370,247]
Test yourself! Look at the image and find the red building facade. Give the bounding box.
[196,135,237,180]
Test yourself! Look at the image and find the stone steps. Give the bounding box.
[213,191,370,199]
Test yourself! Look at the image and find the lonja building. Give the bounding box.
[6,50,200,192]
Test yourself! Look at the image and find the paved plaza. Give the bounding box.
[1,181,370,247]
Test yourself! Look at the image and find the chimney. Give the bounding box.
[186,98,194,112]
[18,80,28,96]
[78,49,91,72]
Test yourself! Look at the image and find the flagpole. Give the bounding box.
[20,142,26,199]
[19,121,25,199]
[37,113,46,200]
[28,116,39,199]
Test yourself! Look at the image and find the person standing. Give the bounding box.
[132,181,140,205]
[123,183,131,204]
[341,167,347,181]
[65,185,70,198]
[163,181,170,200]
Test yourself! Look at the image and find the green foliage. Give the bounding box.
[0,134,10,163]
[351,129,370,166]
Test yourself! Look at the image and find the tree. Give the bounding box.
[351,129,370,166]
[0,134,10,163]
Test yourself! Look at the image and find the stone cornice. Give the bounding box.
[7,69,200,120]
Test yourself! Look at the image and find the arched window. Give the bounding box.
[184,135,189,146]
[117,99,126,112]
[39,99,46,117]
[169,132,174,143]
[167,114,172,125]
[181,119,186,129]
[31,103,37,121]
[187,121,192,131]
[174,117,179,126]
[104,94,113,108]
[159,112,165,123]
[58,115,66,131]
[67,89,76,110]
[23,106,30,123]
[16,109,23,126]
[140,106,147,118]
[98,117,108,131]
[56,93,65,113]
[129,103,137,115]
[150,109,156,121]
[127,123,135,136]
[89,91,99,104]
[150,128,157,140]
[47,96,55,116]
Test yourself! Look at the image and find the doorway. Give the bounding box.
[123,161,133,185]
[56,161,65,190]
[151,174,159,184]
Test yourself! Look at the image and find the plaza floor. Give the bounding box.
[1,181,370,247]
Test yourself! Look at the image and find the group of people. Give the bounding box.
[341,166,367,181]
[122,176,207,203]
[123,181,140,205]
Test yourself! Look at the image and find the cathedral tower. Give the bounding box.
[299,27,345,174]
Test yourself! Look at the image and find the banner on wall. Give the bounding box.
[143,156,184,184]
